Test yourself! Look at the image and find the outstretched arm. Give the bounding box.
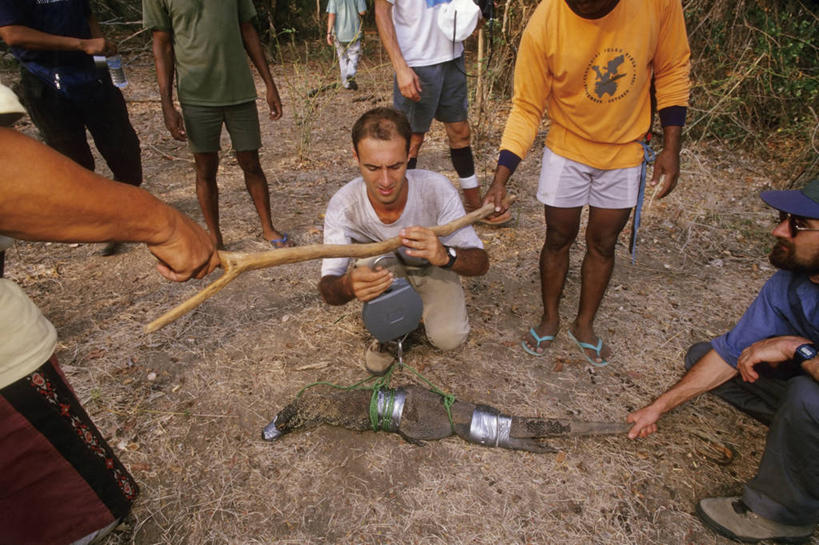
[627,349,737,439]
[0,128,218,281]
[240,21,282,120]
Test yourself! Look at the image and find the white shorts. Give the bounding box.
[536,148,642,209]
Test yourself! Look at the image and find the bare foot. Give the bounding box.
[569,323,611,365]
[521,320,559,355]
[264,230,295,249]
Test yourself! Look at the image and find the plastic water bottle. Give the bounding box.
[106,55,128,88]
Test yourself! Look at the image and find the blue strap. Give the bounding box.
[630,140,656,265]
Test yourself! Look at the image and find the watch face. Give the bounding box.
[797,344,817,360]
[447,247,457,259]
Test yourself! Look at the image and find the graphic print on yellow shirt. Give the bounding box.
[584,48,637,104]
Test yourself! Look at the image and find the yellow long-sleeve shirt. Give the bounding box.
[500,0,690,170]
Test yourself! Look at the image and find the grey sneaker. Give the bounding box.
[696,496,815,544]
[364,340,395,376]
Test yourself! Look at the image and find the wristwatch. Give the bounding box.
[793,343,817,364]
[441,246,457,269]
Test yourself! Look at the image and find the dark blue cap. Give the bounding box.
[761,178,819,219]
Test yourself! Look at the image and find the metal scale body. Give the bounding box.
[361,250,426,361]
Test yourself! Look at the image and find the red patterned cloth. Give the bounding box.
[0,356,138,545]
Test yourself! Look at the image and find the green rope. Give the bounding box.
[401,363,457,433]
[295,359,456,434]
[367,366,396,431]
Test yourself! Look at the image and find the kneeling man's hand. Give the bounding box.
[349,265,393,302]
[400,226,448,267]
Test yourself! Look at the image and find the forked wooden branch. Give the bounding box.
[145,198,514,333]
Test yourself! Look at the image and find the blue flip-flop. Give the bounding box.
[268,233,291,249]
[567,330,609,367]
[521,327,554,357]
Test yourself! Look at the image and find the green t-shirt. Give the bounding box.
[143,0,258,106]
[326,0,367,43]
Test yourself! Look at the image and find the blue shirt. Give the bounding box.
[712,270,819,368]
[0,0,98,95]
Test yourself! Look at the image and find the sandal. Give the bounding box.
[567,330,609,367]
[267,233,294,249]
[520,327,554,357]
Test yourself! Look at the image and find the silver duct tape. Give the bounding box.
[376,387,406,432]
[468,405,513,447]
[262,415,282,441]
[496,414,512,447]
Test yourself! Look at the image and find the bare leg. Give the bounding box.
[570,206,632,363]
[235,150,290,246]
[408,132,425,165]
[522,205,582,354]
[193,152,222,249]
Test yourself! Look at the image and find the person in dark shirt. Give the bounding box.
[0,0,142,255]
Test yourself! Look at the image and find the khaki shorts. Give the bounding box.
[536,147,642,209]
[181,101,262,154]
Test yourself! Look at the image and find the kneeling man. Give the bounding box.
[627,180,819,543]
[318,107,488,374]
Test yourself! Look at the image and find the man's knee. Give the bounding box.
[780,376,819,425]
[544,228,577,253]
[236,151,264,176]
[585,231,620,258]
[444,121,470,147]
[685,342,713,371]
[427,325,468,351]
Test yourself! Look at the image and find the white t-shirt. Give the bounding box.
[321,169,483,277]
[386,0,464,67]
[0,279,57,389]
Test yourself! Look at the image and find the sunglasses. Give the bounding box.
[778,211,819,237]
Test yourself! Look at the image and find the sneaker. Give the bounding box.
[696,496,815,544]
[364,340,395,376]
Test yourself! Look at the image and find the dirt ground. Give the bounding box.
[3,39,816,545]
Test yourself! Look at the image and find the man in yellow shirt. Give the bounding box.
[483,0,690,365]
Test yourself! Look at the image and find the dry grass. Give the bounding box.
[3,45,816,545]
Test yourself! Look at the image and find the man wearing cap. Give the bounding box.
[627,181,819,543]
[0,0,143,255]
[374,0,503,222]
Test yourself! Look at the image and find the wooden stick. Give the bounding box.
[146,198,514,333]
